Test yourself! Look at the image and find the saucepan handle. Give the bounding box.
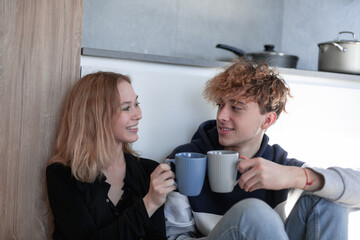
[216,43,247,57]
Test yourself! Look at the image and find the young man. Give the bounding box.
[164,58,360,240]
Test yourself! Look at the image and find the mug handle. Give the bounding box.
[164,159,178,187]
[233,159,243,187]
[165,158,175,165]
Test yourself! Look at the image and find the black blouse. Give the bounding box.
[46,154,166,240]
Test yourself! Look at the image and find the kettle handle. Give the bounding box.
[216,44,247,57]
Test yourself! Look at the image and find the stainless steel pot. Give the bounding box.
[216,43,299,68]
[318,31,360,75]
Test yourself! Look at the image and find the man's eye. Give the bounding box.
[216,103,224,109]
[232,106,244,111]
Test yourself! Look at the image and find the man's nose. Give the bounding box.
[217,105,230,122]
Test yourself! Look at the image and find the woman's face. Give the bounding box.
[112,80,142,144]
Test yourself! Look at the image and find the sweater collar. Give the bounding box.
[254,134,270,158]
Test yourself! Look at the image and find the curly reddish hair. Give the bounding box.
[203,58,291,118]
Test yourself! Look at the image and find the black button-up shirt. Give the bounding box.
[46,154,166,240]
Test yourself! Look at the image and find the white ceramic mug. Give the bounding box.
[207,150,241,193]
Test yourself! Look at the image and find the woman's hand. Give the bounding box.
[143,163,176,217]
[237,156,305,192]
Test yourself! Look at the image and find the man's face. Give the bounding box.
[216,98,268,152]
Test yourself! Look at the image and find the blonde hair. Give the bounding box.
[203,58,291,118]
[50,71,138,182]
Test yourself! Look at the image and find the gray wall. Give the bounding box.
[82,0,360,71]
[282,0,360,70]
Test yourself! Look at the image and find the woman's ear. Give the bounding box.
[261,111,277,130]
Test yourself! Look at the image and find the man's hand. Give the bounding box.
[237,156,324,192]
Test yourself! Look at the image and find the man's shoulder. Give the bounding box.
[168,120,219,158]
[267,143,304,167]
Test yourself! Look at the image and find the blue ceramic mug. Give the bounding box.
[166,152,207,196]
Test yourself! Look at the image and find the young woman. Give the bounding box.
[46,71,176,239]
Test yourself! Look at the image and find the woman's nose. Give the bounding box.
[134,106,142,120]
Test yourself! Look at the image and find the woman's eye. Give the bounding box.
[135,102,140,107]
[122,106,130,111]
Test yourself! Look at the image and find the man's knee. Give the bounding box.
[228,198,281,223]
[231,198,268,213]
[298,193,349,219]
[301,194,347,209]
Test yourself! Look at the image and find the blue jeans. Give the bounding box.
[207,194,348,240]
[285,194,349,240]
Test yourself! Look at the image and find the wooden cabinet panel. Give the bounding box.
[0,0,83,238]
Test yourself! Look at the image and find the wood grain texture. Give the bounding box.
[0,0,83,239]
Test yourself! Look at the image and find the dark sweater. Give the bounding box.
[46,153,166,240]
[168,120,304,215]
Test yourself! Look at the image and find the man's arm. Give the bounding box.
[237,157,322,191]
[238,157,360,209]
[310,167,360,209]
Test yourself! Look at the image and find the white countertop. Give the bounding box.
[81,47,360,88]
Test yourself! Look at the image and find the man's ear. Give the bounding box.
[261,111,277,130]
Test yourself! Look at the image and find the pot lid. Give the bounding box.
[248,45,298,59]
[318,31,360,46]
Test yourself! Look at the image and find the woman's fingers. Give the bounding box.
[150,164,176,194]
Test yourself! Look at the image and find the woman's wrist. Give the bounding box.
[143,195,158,217]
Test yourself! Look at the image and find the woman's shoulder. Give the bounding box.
[46,162,71,177]
[46,162,80,194]
[46,161,103,197]
[46,162,81,187]
[46,162,86,187]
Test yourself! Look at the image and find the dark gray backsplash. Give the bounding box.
[82,0,360,71]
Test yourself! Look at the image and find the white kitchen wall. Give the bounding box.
[267,72,360,169]
[82,0,360,71]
